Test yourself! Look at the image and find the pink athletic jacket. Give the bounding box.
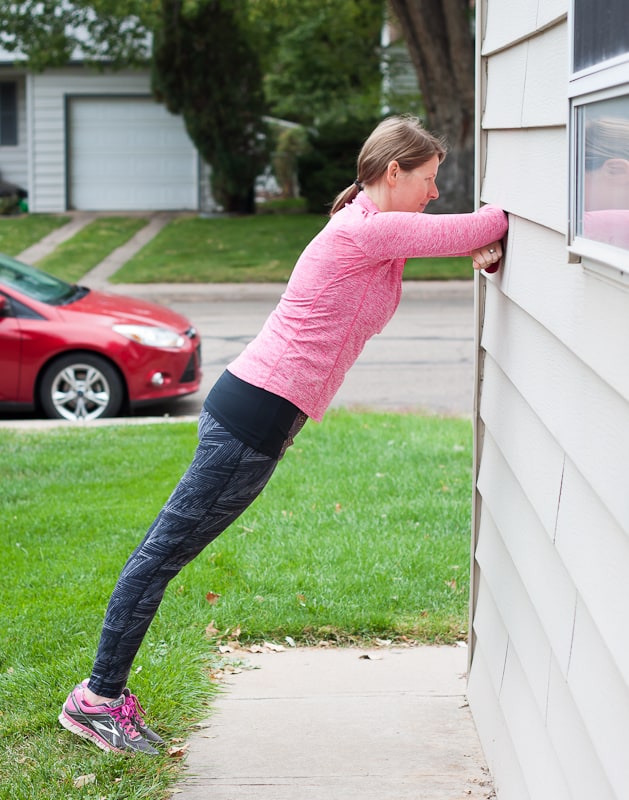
[229,192,508,421]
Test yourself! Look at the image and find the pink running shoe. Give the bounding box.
[78,681,164,746]
[59,684,159,754]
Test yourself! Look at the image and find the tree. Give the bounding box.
[251,0,385,128]
[388,0,475,212]
[0,0,155,71]
[248,0,385,212]
[152,0,270,213]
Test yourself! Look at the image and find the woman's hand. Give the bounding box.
[471,241,503,272]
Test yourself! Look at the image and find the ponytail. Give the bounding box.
[330,181,363,216]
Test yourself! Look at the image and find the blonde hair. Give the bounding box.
[330,115,447,215]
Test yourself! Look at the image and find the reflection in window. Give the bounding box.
[577,95,629,251]
[573,0,629,72]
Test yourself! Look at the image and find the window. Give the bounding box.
[569,0,629,276]
[0,82,17,146]
[573,0,629,72]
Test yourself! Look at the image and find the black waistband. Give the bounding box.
[203,370,302,458]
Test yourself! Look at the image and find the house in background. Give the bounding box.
[0,53,215,212]
[470,0,629,797]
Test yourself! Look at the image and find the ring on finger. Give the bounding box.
[488,248,496,254]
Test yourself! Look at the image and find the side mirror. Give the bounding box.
[0,295,8,317]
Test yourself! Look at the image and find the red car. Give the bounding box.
[0,253,202,420]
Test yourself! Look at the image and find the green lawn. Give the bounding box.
[0,410,472,799]
[36,217,148,283]
[112,214,329,283]
[0,214,69,257]
[112,214,473,283]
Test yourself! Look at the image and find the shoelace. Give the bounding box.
[108,699,142,739]
[122,692,147,728]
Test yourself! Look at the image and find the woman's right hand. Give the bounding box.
[471,240,503,272]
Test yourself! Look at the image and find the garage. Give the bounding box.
[68,96,198,211]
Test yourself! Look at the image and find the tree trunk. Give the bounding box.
[388,0,475,212]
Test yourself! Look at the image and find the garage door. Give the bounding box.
[68,97,198,211]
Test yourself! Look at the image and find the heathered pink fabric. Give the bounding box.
[228,192,508,421]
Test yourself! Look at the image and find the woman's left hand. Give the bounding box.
[471,241,503,271]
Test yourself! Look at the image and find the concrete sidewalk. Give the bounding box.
[174,645,494,800]
[80,211,179,287]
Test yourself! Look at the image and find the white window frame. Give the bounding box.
[568,1,629,285]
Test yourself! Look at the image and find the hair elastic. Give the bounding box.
[353,179,363,190]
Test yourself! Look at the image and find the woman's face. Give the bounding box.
[390,154,441,213]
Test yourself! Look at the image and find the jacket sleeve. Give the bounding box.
[351,204,509,260]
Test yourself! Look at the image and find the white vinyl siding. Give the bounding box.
[469,0,629,797]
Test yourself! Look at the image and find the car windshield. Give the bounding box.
[0,254,79,304]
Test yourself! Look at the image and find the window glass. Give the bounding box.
[576,95,629,251]
[573,0,629,71]
[0,82,18,146]
[0,255,76,304]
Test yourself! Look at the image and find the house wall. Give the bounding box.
[468,2,629,798]
[0,71,28,190]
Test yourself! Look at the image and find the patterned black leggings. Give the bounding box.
[88,410,279,698]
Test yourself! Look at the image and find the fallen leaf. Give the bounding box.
[285,636,296,648]
[73,774,96,789]
[249,644,265,653]
[206,591,221,604]
[375,638,392,647]
[168,743,190,758]
[264,641,285,652]
[359,653,383,660]
[205,620,219,637]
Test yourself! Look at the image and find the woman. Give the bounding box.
[59,115,508,754]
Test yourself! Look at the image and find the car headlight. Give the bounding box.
[113,324,186,348]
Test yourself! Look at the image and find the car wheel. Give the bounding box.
[39,353,124,421]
